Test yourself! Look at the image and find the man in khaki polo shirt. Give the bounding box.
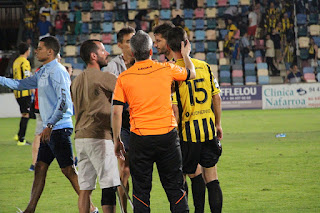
[71,39,120,213]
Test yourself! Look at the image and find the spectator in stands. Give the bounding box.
[230,37,240,64]
[47,0,58,11]
[308,37,318,66]
[171,15,184,27]
[281,13,290,36]
[285,64,304,83]
[248,6,258,39]
[223,6,238,22]
[226,19,238,40]
[74,5,82,35]
[282,40,295,72]
[39,2,54,22]
[223,35,231,57]
[23,12,35,43]
[26,0,37,19]
[266,2,280,20]
[265,34,280,76]
[54,15,64,35]
[240,32,250,71]
[271,29,282,66]
[150,15,163,31]
[264,14,277,34]
[37,15,52,40]
[134,9,148,31]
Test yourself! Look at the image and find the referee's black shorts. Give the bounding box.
[180,137,221,174]
[129,129,188,213]
[16,96,31,114]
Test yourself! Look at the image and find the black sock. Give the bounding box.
[206,180,223,213]
[18,117,29,142]
[191,174,205,213]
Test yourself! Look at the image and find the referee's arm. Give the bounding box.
[112,101,125,160]
[212,93,223,140]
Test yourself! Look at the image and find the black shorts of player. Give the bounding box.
[129,129,188,212]
[16,96,31,113]
[37,128,74,168]
[180,138,221,174]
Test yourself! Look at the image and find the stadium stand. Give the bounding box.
[13,0,318,83]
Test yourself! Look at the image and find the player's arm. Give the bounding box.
[181,40,196,79]
[0,74,38,90]
[212,93,223,140]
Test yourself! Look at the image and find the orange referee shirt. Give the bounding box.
[113,59,189,136]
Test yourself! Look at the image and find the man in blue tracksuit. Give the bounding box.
[0,36,97,213]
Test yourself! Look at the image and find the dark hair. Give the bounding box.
[40,36,60,56]
[167,27,188,52]
[80,39,100,64]
[18,42,30,55]
[153,23,174,41]
[117,27,135,43]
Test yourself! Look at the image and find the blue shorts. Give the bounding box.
[37,128,74,168]
[121,127,130,152]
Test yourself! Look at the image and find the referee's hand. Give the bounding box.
[114,139,126,161]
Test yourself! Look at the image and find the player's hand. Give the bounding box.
[114,139,126,161]
[40,127,52,143]
[181,40,191,58]
[216,125,223,140]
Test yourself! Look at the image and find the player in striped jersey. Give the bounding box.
[13,42,32,145]
[169,27,223,213]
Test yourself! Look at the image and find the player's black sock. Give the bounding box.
[206,180,223,213]
[18,117,29,142]
[191,174,205,213]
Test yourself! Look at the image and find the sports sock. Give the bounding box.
[191,174,205,213]
[18,117,29,142]
[184,180,188,200]
[206,180,223,213]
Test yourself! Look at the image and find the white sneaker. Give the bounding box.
[91,207,99,213]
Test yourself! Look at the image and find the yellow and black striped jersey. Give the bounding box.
[172,58,220,142]
[12,56,31,98]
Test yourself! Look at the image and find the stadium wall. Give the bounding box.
[1,83,319,118]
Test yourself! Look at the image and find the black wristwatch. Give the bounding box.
[47,123,54,129]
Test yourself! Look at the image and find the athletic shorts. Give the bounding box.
[35,113,43,135]
[16,96,31,113]
[121,127,130,152]
[37,128,74,168]
[180,138,221,174]
[75,138,120,190]
[247,25,257,36]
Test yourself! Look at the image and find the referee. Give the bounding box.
[112,30,195,213]
[168,27,223,213]
[13,42,32,145]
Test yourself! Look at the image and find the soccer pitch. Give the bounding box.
[0,108,319,212]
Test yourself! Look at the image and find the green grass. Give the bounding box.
[0,108,320,212]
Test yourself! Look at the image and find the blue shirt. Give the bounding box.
[0,59,73,130]
[37,20,52,36]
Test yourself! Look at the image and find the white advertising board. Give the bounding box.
[262,83,320,109]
